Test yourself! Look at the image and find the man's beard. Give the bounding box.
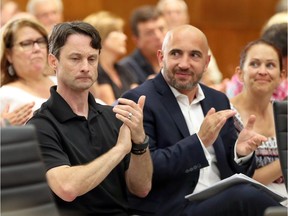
[164,65,203,91]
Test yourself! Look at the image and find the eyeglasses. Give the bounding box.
[15,37,47,51]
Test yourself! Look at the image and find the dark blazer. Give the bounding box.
[122,73,256,216]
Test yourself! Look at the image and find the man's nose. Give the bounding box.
[80,60,90,72]
[178,55,190,69]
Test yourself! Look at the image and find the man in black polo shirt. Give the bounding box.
[27,21,152,216]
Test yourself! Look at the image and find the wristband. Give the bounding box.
[131,135,149,155]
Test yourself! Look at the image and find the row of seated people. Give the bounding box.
[6,20,288,216]
[0,0,287,215]
[1,3,287,116]
[1,0,225,106]
[1,20,287,215]
[1,0,287,118]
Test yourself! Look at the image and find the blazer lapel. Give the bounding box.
[153,73,190,138]
[200,89,232,178]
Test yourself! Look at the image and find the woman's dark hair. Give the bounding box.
[239,39,283,71]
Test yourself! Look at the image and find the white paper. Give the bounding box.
[185,173,287,202]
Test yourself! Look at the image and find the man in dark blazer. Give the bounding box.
[121,25,283,216]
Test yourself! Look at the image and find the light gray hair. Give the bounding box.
[26,0,63,15]
[156,0,188,13]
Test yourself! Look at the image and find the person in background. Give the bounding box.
[156,0,226,92]
[83,11,138,105]
[230,39,288,206]
[0,18,56,125]
[226,11,288,100]
[261,12,288,35]
[230,39,287,206]
[1,103,34,126]
[262,23,287,101]
[1,0,19,27]
[27,21,152,215]
[9,11,37,22]
[121,24,283,216]
[275,0,287,13]
[26,0,63,33]
[156,0,189,30]
[119,5,168,84]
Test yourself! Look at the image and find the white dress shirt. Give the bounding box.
[169,84,252,193]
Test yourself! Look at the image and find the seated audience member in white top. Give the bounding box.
[0,18,56,125]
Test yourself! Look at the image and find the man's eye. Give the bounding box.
[171,51,180,56]
[191,53,201,58]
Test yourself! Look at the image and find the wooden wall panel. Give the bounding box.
[186,0,279,78]
[203,28,258,78]
[11,0,280,79]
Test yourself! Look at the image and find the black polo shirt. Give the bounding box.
[27,86,130,216]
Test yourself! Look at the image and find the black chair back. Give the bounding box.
[273,100,288,191]
[1,125,60,216]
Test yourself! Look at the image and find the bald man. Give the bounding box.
[122,25,283,216]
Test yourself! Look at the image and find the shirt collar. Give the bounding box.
[169,82,205,105]
[47,86,101,122]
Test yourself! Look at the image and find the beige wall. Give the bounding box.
[14,0,279,79]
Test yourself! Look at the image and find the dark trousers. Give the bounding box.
[182,183,285,216]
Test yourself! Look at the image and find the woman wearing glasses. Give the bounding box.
[0,18,56,125]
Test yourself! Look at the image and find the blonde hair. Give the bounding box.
[83,11,124,43]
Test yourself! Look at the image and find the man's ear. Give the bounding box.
[131,34,139,46]
[156,50,164,68]
[48,53,58,72]
[204,55,211,72]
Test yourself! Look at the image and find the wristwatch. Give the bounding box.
[131,135,149,155]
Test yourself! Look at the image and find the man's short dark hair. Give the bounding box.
[49,21,102,58]
[130,5,161,37]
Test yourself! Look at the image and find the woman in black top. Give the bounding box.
[84,11,138,105]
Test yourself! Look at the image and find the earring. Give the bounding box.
[8,65,15,76]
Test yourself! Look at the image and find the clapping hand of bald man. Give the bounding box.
[198,108,266,157]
